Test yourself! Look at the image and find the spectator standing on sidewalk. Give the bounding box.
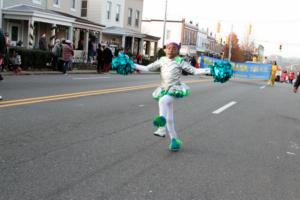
[157,46,166,59]
[1,32,10,72]
[4,32,11,47]
[293,72,300,93]
[62,40,74,75]
[281,70,288,83]
[88,38,96,63]
[96,44,103,73]
[189,56,197,67]
[9,50,22,75]
[135,53,142,74]
[39,33,48,51]
[289,71,294,84]
[136,53,142,64]
[51,39,62,71]
[0,29,7,100]
[102,45,113,73]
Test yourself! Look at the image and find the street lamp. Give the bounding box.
[162,0,168,47]
[0,0,3,28]
[228,24,233,61]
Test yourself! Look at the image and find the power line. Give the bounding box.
[197,18,300,25]
[256,40,300,46]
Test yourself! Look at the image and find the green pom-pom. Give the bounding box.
[209,61,233,83]
[112,53,135,75]
[153,116,166,127]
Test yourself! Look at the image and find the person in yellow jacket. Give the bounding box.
[268,61,277,86]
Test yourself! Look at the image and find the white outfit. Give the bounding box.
[159,95,177,139]
[135,56,209,139]
[135,56,209,90]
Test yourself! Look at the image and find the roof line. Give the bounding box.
[142,19,183,23]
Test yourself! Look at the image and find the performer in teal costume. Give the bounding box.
[134,42,211,151]
[112,43,232,151]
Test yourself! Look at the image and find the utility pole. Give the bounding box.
[0,0,3,28]
[228,24,233,61]
[162,0,168,47]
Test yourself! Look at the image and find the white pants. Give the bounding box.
[158,95,177,139]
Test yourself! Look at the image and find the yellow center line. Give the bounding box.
[0,83,159,105]
[0,84,158,108]
[0,79,210,108]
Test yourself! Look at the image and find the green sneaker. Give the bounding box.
[169,138,182,151]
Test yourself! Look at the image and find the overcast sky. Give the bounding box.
[143,0,300,58]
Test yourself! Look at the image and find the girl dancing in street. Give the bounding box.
[133,42,210,151]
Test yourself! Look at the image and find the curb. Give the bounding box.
[1,70,99,76]
[1,70,158,76]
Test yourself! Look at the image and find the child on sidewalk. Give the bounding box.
[9,50,22,75]
[134,42,210,151]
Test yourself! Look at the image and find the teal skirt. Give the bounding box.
[152,83,191,101]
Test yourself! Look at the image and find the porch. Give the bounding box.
[2,5,104,63]
[2,5,74,49]
[143,34,160,59]
[102,26,146,56]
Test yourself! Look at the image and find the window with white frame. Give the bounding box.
[71,0,76,9]
[128,8,133,25]
[32,0,41,4]
[81,0,88,17]
[53,0,60,7]
[116,4,121,22]
[135,10,140,27]
[107,1,112,20]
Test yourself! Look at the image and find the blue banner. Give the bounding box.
[200,56,271,80]
[200,56,223,69]
[232,62,271,80]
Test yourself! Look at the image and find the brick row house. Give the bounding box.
[142,18,223,58]
[0,0,159,61]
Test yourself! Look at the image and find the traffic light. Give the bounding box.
[279,44,282,51]
[216,22,221,33]
[248,24,252,35]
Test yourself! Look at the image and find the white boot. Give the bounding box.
[153,127,166,137]
[0,95,2,100]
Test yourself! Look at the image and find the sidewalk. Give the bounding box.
[1,69,158,76]
[1,69,98,76]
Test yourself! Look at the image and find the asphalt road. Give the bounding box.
[0,74,300,200]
